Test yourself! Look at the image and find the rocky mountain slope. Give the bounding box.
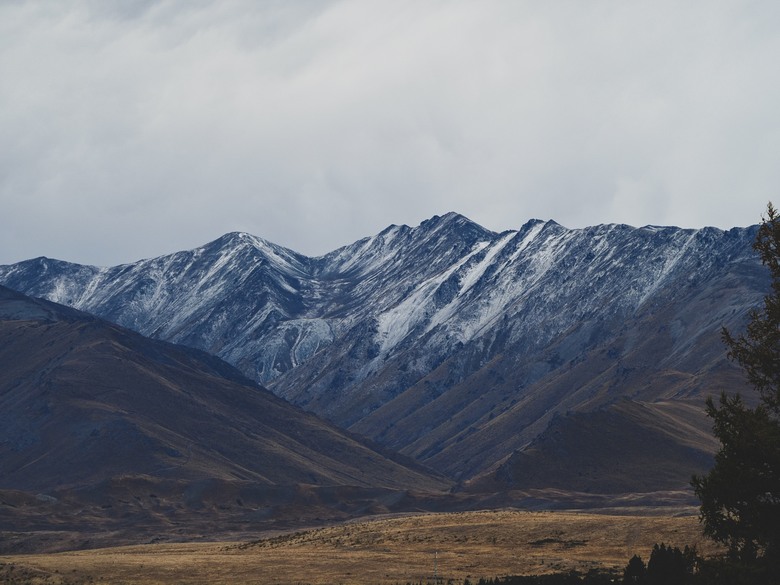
[0,285,447,493]
[468,399,719,494]
[0,286,461,552]
[0,213,764,485]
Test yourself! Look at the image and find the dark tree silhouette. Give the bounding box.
[722,202,780,413]
[645,543,694,585]
[621,554,646,585]
[692,202,780,578]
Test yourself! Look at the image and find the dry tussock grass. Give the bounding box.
[0,508,717,585]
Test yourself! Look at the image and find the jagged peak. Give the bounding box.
[200,231,310,268]
[416,211,488,233]
[534,218,568,235]
[314,213,495,273]
[207,231,273,251]
[1,256,102,276]
[376,223,412,239]
[365,212,488,237]
[518,218,547,229]
[403,213,497,248]
[368,213,496,247]
[640,224,673,232]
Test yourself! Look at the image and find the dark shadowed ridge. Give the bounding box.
[468,399,718,494]
[0,285,457,551]
[0,284,449,492]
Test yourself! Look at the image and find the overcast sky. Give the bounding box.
[2,1,779,266]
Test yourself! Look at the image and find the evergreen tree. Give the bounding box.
[722,201,780,413]
[692,202,780,577]
[621,555,646,585]
[645,543,692,585]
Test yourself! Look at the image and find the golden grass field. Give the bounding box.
[0,508,719,585]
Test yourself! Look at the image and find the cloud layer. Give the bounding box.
[2,1,779,265]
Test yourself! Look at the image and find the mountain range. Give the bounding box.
[0,213,764,492]
[0,284,453,551]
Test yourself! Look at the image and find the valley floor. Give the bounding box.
[0,508,719,585]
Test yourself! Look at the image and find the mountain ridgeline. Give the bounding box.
[0,213,763,488]
[0,284,454,552]
[0,285,447,493]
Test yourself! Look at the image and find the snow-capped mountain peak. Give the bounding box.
[0,214,764,480]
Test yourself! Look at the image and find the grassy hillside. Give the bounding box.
[0,509,719,585]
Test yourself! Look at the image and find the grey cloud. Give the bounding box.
[1,1,779,266]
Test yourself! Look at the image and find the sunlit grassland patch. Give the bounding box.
[0,508,718,585]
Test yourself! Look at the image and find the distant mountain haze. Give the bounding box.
[0,213,763,490]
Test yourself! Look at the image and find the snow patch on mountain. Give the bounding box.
[376,239,492,353]
[0,216,761,408]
